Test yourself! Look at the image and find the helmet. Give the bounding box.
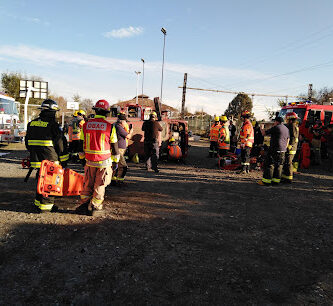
[150,111,157,118]
[78,109,86,116]
[39,99,59,111]
[169,137,175,142]
[285,112,298,120]
[241,110,250,117]
[73,110,79,116]
[220,115,228,122]
[214,116,219,121]
[118,111,127,120]
[92,99,110,112]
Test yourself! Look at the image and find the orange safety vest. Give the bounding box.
[218,124,230,150]
[240,120,254,148]
[69,118,85,142]
[209,123,221,141]
[82,118,113,162]
[168,144,182,159]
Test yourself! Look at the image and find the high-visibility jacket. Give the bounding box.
[168,143,182,159]
[286,123,299,155]
[240,119,254,148]
[81,115,119,168]
[68,117,85,142]
[218,124,230,150]
[25,113,69,168]
[209,123,221,142]
[123,121,130,147]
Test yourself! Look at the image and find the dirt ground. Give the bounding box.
[0,141,332,305]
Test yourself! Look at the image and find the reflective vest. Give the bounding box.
[218,124,230,150]
[240,120,254,148]
[69,117,85,142]
[209,123,221,141]
[82,116,117,167]
[168,144,182,159]
[123,121,130,147]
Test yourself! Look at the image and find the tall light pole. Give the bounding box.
[160,27,167,103]
[134,71,141,105]
[141,58,145,105]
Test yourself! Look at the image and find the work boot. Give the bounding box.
[237,167,247,174]
[257,180,270,186]
[75,202,89,215]
[89,206,105,217]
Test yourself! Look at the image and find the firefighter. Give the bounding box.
[237,110,254,174]
[25,99,69,212]
[112,112,133,185]
[168,137,182,160]
[68,110,86,162]
[258,116,290,186]
[282,112,299,183]
[76,100,119,216]
[218,115,230,157]
[209,116,220,157]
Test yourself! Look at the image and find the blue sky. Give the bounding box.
[0,0,333,118]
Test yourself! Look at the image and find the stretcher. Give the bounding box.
[37,160,84,197]
[218,153,259,170]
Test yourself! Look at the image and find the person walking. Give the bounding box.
[209,116,220,157]
[281,112,299,183]
[25,99,69,212]
[142,111,163,173]
[258,116,290,186]
[76,99,119,216]
[218,115,230,157]
[237,110,254,174]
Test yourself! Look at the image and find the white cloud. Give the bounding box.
[103,26,143,38]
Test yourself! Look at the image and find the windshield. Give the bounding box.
[0,98,18,115]
[279,108,306,124]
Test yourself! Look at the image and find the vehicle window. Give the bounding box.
[324,111,332,125]
[306,110,321,128]
[279,108,306,124]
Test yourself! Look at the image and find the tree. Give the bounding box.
[225,93,253,121]
[48,94,67,113]
[265,99,285,120]
[79,98,94,114]
[72,94,81,103]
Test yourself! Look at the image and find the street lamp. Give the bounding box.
[160,27,167,103]
[134,71,141,105]
[141,58,145,105]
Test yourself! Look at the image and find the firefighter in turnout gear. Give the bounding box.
[25,99,69,212]
[76,100,119,216]
[238,110,254,174]
[282,112,299,183]
[68,110,86,161]
[218,116,230,157]
[209,116,221,157]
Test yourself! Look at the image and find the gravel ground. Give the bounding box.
[0,141,332,305]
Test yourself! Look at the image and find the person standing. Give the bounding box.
[112,112,133,184]
[229,119,236,152]
[258,116,290,186]
[25,99,69,212]
[209,116,220,157]
[281,112,299,183]
[142,111,163,173]
[237,110,254,174]
[76,100,119,216]
[68,110,85,162]
[218,115,230,157]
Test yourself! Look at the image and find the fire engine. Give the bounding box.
[0,92,21,143]
[279,101,333,140]
[108,97,189,160]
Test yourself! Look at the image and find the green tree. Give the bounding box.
[225,93,253,121]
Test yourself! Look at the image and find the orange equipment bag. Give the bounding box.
[218,153,240,170]
[37,160,84,197]
[168,145,182,160]
[300,142,311,169]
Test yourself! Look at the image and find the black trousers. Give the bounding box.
[209,141,218,156]
[282,153,295,181]
[144,140,160,171]
[263,150,285,184]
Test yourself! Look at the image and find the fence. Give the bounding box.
[184,115,212,136]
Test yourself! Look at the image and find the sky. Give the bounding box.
[0,0,333,119]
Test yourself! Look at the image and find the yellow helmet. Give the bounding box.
[169,137,175,142]
[151,111,157,118]
[220,115,228,122]
[78,109,86,116]
[214,116,219,121]
[252,120,256,127]
[73,110,79,116]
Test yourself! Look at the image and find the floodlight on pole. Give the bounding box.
[141,58,145,105]
[134,71,141,105]
[160,27,167,103]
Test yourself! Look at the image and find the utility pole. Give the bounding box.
[141,58,145,105]
[181,73,187,119]
[308,83,313,101]
[135,71,141,105]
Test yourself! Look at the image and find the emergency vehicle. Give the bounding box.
[279,101,333,140]
[0,92,21,142]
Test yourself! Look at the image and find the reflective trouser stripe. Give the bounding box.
[59,154,69,161]
[80,195,90,200]
[117,177,125,181]
[293,162,299,172]
[91,197,103,208]
[282,174,293,180]
[262,178,271,184]
[289,150,297,155]
[28,140,53,146]
[31,162,42,168]
[34,200,53,211]
[272,178,281,183]
[112,176,117,181]
[241,162,250,165]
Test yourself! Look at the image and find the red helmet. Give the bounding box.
[241,110,250,117]
[93,99,110,112]
[286,112,298,120]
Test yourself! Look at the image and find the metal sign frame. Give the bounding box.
[19,80,48,99]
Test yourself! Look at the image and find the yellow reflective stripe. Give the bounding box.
[117,177,125,181]
[272,178,281,183]
[262,178,271,184]
[28,140,53,146]
[112,176,117,181]
[35,202,54,210]
[84,149,111,154]
[282,174,293,180]
[111,155,120,163]
[34,199,40,205]
[100,133,105,151]
[86,158,112,168]
[59,154,69,161]
[289,151,296,155]
[110,126,117,143]
[31,162,42,168]
[91,197,103,205]
[80,195,91,200]
[241,162,250,165]
[86,133,90,150]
